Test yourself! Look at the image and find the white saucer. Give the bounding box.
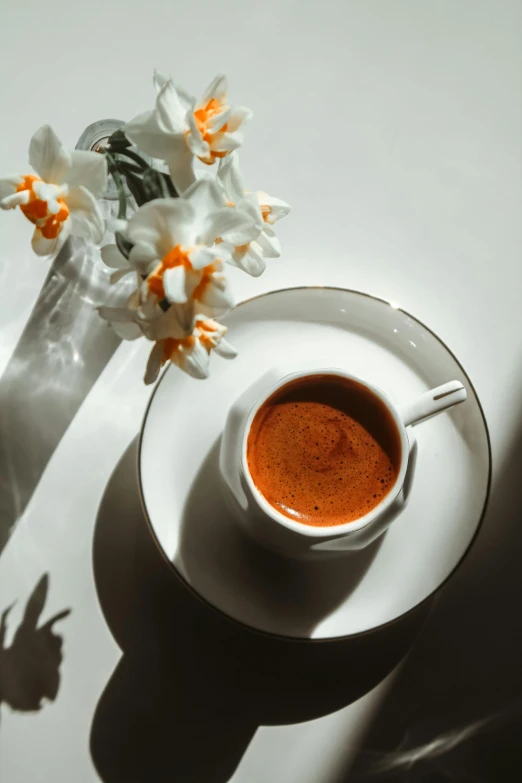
[138,287,491,640]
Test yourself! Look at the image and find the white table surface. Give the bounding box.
[1,1,521,781]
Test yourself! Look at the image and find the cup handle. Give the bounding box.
[398,380,467,428]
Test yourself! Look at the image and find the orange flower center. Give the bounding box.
[161,318,219,364]
[147,244,192,300]
[192,98,229,165]
[260,204,272,223]
[162,334,195,363]
[197,319,220,351]
[148,246,221,306]
[16,175,69,239]
[234,243,250,255]
[192,264,217,302]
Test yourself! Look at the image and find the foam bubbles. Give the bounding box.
[247,390,399,527]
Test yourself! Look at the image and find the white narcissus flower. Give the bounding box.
[186,75,252,166]
[216,154,291,277]
[124,177,259,318]
[99,293,236,383]
[146,315,237,382]
[125,72,251,193]
[0,125,107,256]
[99,287,189,341]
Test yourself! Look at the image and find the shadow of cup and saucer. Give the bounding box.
[90,434,428,783]
[176,432,418,639]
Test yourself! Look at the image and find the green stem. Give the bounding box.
[159,173,170,199]
[108,147,149,170]
[105,151,127,220]
[110,160,144,176]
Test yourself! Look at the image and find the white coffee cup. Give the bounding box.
[219,368,467,558]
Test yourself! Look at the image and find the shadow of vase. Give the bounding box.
[0,236,123,554]
[90,438,431,783]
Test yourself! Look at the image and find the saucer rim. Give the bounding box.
[137,285,493,643]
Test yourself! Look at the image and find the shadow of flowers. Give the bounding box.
[0,574,70,713]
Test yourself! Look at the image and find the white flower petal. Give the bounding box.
[106,217,128,234]
[201,74,228,105]
[177,339,210,379]
[128,288,141,310]
[65,186,104,242]
[153,70,169,93]
[185,110,208,158]
[124,110,182,161]
[0,175,22,200]
[29,125,71,184]
[99,297,148,339]
[242,192,264,230]
[193,316,237,361]
[195,274,235,315]
[258,192,291,224]
[112,320,143,340]
[141,302,191,341]
[200,207,259,246]
[165,145,197,194]
[144,341,165,385]
[127,198,195,255]
[110,268,135,284]
[217,154,245,203]
[228,243,266,277]
[206,106,231,132]
[211,132,243,154]
[98,305,136,323]
[226,106,252,133]
[184,176,225,216]
[1,190,30,209]
[101,243,127,269]
[138,281,159,316]
[256,229,281,258]
[184,133,208,160]
[189,245,222,270]
[194,314,225,332]
[170,300,194,333]
[31,219,70,257]
[163,265,191,304]
[213,336,237,359]
[156,78,192,134]
[128,241,160,273]
[67,150,108,198]
[176,84,197,110]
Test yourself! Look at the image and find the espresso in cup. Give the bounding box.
[246,374,402,527]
